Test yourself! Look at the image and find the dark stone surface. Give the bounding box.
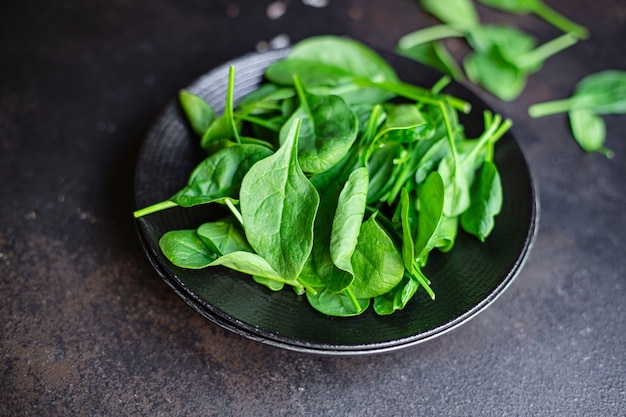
[1,0,624,415]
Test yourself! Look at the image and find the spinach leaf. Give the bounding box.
[133,144,273,218]
[265,35,399,105]
[414,171,445,260]
[420,0,479,28]
[201,65,241,149]
[159,229,217,269]
[350,213,405,299]
[239,119,320,281]
[460,161,503,241]
[330,167,369,275]
[569,109,611,157]
[529,70,626,157]
[279,77,359,173]
[209,251,281,281]
[179,90,217,138]
[529,71,626,117]
[477,0,588,39]
[396,25,465,81]
[197,217,252,255]
[464,31,577,101]
[373,276,420,315]
[306,287,370,317]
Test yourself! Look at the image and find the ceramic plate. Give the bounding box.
[134,48,538,355]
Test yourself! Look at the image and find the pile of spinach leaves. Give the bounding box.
[134,36,511,317]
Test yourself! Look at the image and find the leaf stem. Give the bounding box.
[354,77,472,114]
[224,198,244,225]
[397,24,465,50]
[133,200,178,218]
[515,33,578,70]
[528,97,579,117]
[411,263,435,300]
[533,1,589,40]
[226,65,241,144]
[343,287,362,313]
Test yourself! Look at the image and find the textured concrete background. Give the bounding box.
[1,0,625,415]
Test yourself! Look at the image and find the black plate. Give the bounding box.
[134,48,538,355]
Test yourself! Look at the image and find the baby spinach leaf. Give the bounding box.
[239,119,320,281]
[420,0,479,28]
[253,275,285,292]
[265,35,399,105]
[172,144,273,207]
[330,167,369,275]
[306,287,370,317]
[464,48,527,101]
[179,90,216,138]
[209,251,282,281]
[400,188,417,273]
[279,77,359,173]
[197,218,252,255]
[133,144,272,218]
[373,275,420,315]
[350,213,405,299]
[529,70,625,157]
[376,104,433,144]
[460,161,503,242]
[569,109,612,157]
[529,71,626,117]
[159,229,217,269]
[477,0,588,39]
[201,66,241,149]
[414,171,445,260]
[433,215,459,252]
[285,36,399,86]
[366,143,402,203]
[312,181,355,294]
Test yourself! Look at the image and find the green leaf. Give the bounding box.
[569,109,612,157]
[330,167,369,275]
[306,287,370,317]
[420,0,479,28]
[159,229,217,269]
[373,276,420,315]
[529,71,626,117]
[460,161,503,241]
[197,218,252,255]
[179,90,217,137]
[239,119,320,280]
[350,213,405,299]
[265,36,399,105]
[279,78,359,173]
[400,188,417,273]
[209,251,282,281]
[476,0,589,39]
[464,48,527,101]
[201,65,241,149]
[414,171,445,260]
[172,144,273,207]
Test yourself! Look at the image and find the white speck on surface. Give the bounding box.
[302,0,328,7]
[269,33,291,49]
[266,1,287,19]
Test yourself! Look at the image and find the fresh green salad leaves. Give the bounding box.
[528,70,626,158]
[397,0,584,101]
[134,36,511,317]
